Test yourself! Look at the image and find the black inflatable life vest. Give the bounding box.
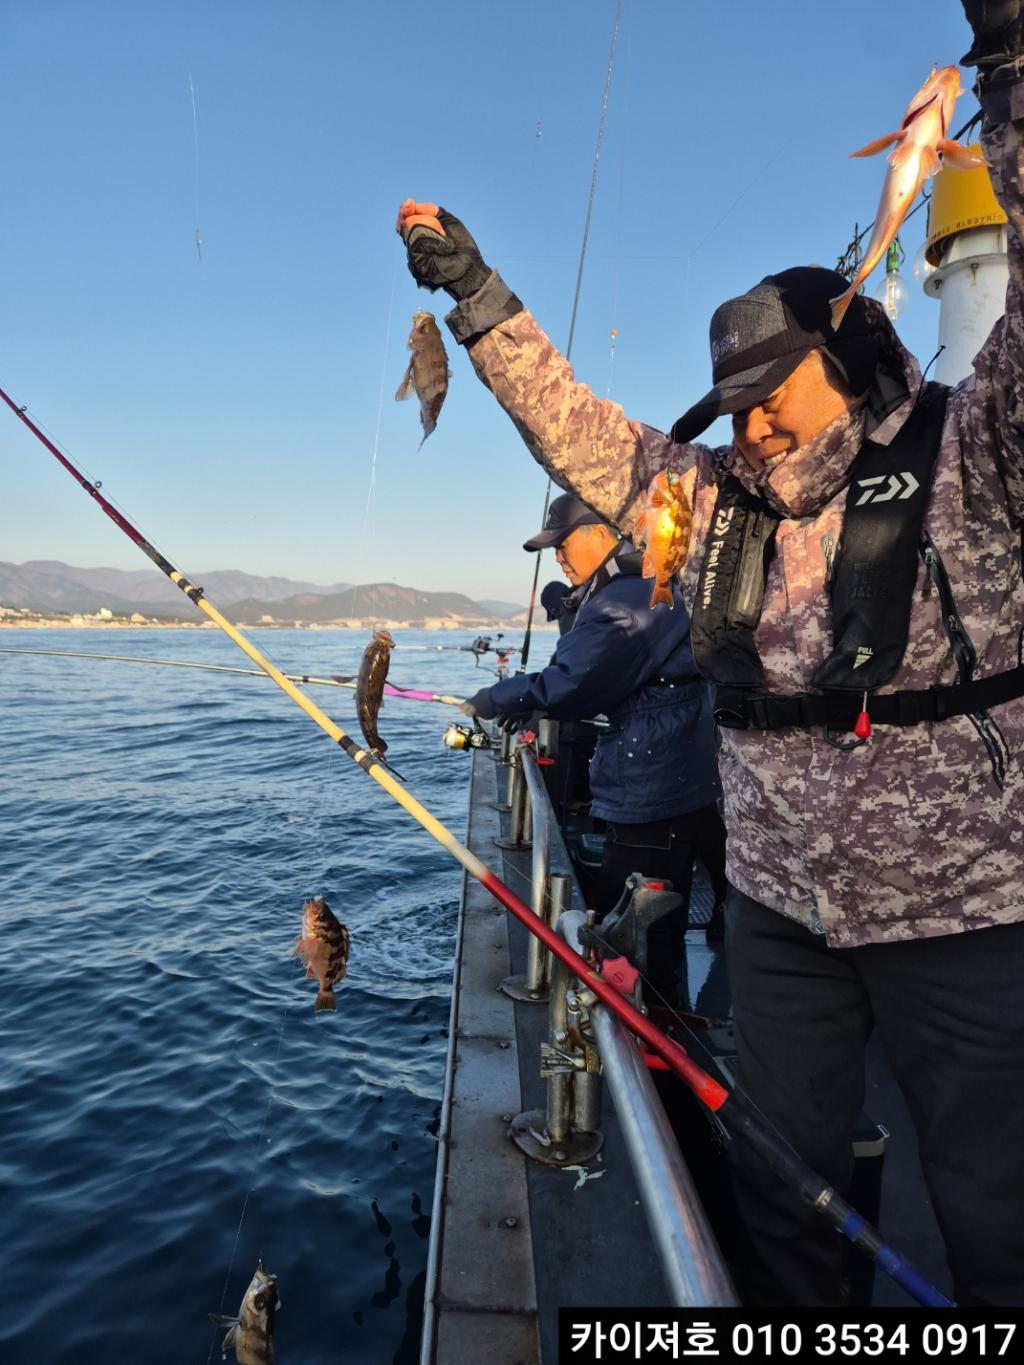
[690,382,1024,758]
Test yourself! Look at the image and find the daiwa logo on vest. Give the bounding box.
[854,472,920,505]
[701,506,736,610]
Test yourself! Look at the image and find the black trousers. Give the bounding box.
[725,888,1024,1307]
[597,803,727,1000]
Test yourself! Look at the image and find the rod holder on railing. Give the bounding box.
[537,717,558,760]
[508,925,604,1166]
[498,727,513,764]
[500,747,546,1001]
[563,910,739,1307]
[494,748,530,849]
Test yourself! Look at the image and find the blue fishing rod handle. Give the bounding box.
[839,1209,956,1308]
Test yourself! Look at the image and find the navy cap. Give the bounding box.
[671,266,872,444]
[523,493,606,551]
[540,580,571,620]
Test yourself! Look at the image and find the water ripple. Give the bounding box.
[0,627,494,1363]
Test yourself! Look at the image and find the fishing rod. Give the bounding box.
[0,647,467,707]
[3,390,949,1308]
[518,0,623,674]
[571,914,953,1309]
[0,647,610,729]
[0,385,724,1086]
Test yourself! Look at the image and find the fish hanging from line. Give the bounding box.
[209,1260,279,1364]
[292,896,350,1013]
[830,66,985,329]
[395,311,449,445]
[634,468,692,609]
[194,226,203,264]
[356,627,396,759]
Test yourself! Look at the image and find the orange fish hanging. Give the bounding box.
[634,469,692,609]
[830,66,984,329]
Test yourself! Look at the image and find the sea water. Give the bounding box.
[0,627,514,1364]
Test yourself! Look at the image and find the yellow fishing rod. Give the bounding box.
[0,383,721,1098]
[1,385,956,1305]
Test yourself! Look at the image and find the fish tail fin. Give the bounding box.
[937,138,986,171]
[649,581,673,609]
[378,755,407,782]
[850,129,906,158]
[315,987,337,1012]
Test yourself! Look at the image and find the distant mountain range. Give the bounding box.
[0,561,526,624]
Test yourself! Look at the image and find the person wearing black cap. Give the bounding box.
[397,3,1024,1307]
[461,493,726,1001]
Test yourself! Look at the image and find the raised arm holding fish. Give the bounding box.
[394,0,1024,1309]
[829,65,986,328]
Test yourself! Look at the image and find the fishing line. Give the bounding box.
[519,0,623,674]
[206,999,294,1365]
[187,69,203,264]
[364,261,399,534]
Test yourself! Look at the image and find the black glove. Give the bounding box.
[961,0,1024,67]
[402,208,492,302]
[496,714,525,735]
[464,685,499,720]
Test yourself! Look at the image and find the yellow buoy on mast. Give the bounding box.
[922,144,1008,384]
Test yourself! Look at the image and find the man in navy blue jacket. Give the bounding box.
[462,494,726,1000]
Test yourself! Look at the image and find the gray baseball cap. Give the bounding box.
[523,493,607,551]
[671,266,871,443]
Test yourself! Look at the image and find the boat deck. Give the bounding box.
[423,747,677,1364]
[423,738,955,1363]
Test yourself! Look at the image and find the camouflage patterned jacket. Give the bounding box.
[443,103,1024,946]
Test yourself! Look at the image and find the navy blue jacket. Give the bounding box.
[472,559,721,824]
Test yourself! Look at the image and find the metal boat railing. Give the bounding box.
[509,737,738,1307]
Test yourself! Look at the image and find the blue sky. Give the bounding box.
[1,1,978,603]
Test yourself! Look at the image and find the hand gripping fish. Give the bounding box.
[634,468,692,609]
[209,1260,279,1364]
[395,310,450,445]
[830,66,985,329]
[292,895,350,1012]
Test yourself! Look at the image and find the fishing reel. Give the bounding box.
[443,719,493,752]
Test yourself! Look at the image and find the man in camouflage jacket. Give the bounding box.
[398,4,1024,1306]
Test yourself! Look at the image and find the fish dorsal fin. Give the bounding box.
[395,364,416,402]
[850,129,906,159]
[937,138,987,171]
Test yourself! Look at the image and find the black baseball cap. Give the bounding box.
[523,493,606,551]
[671,266,872,444]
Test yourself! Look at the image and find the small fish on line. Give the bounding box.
[395,310,449,445]
[830,66,985,329]
[357,628,396,760]
[292,896,350,1012]
[634,468,692,609]
[209,1259,279,1364]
